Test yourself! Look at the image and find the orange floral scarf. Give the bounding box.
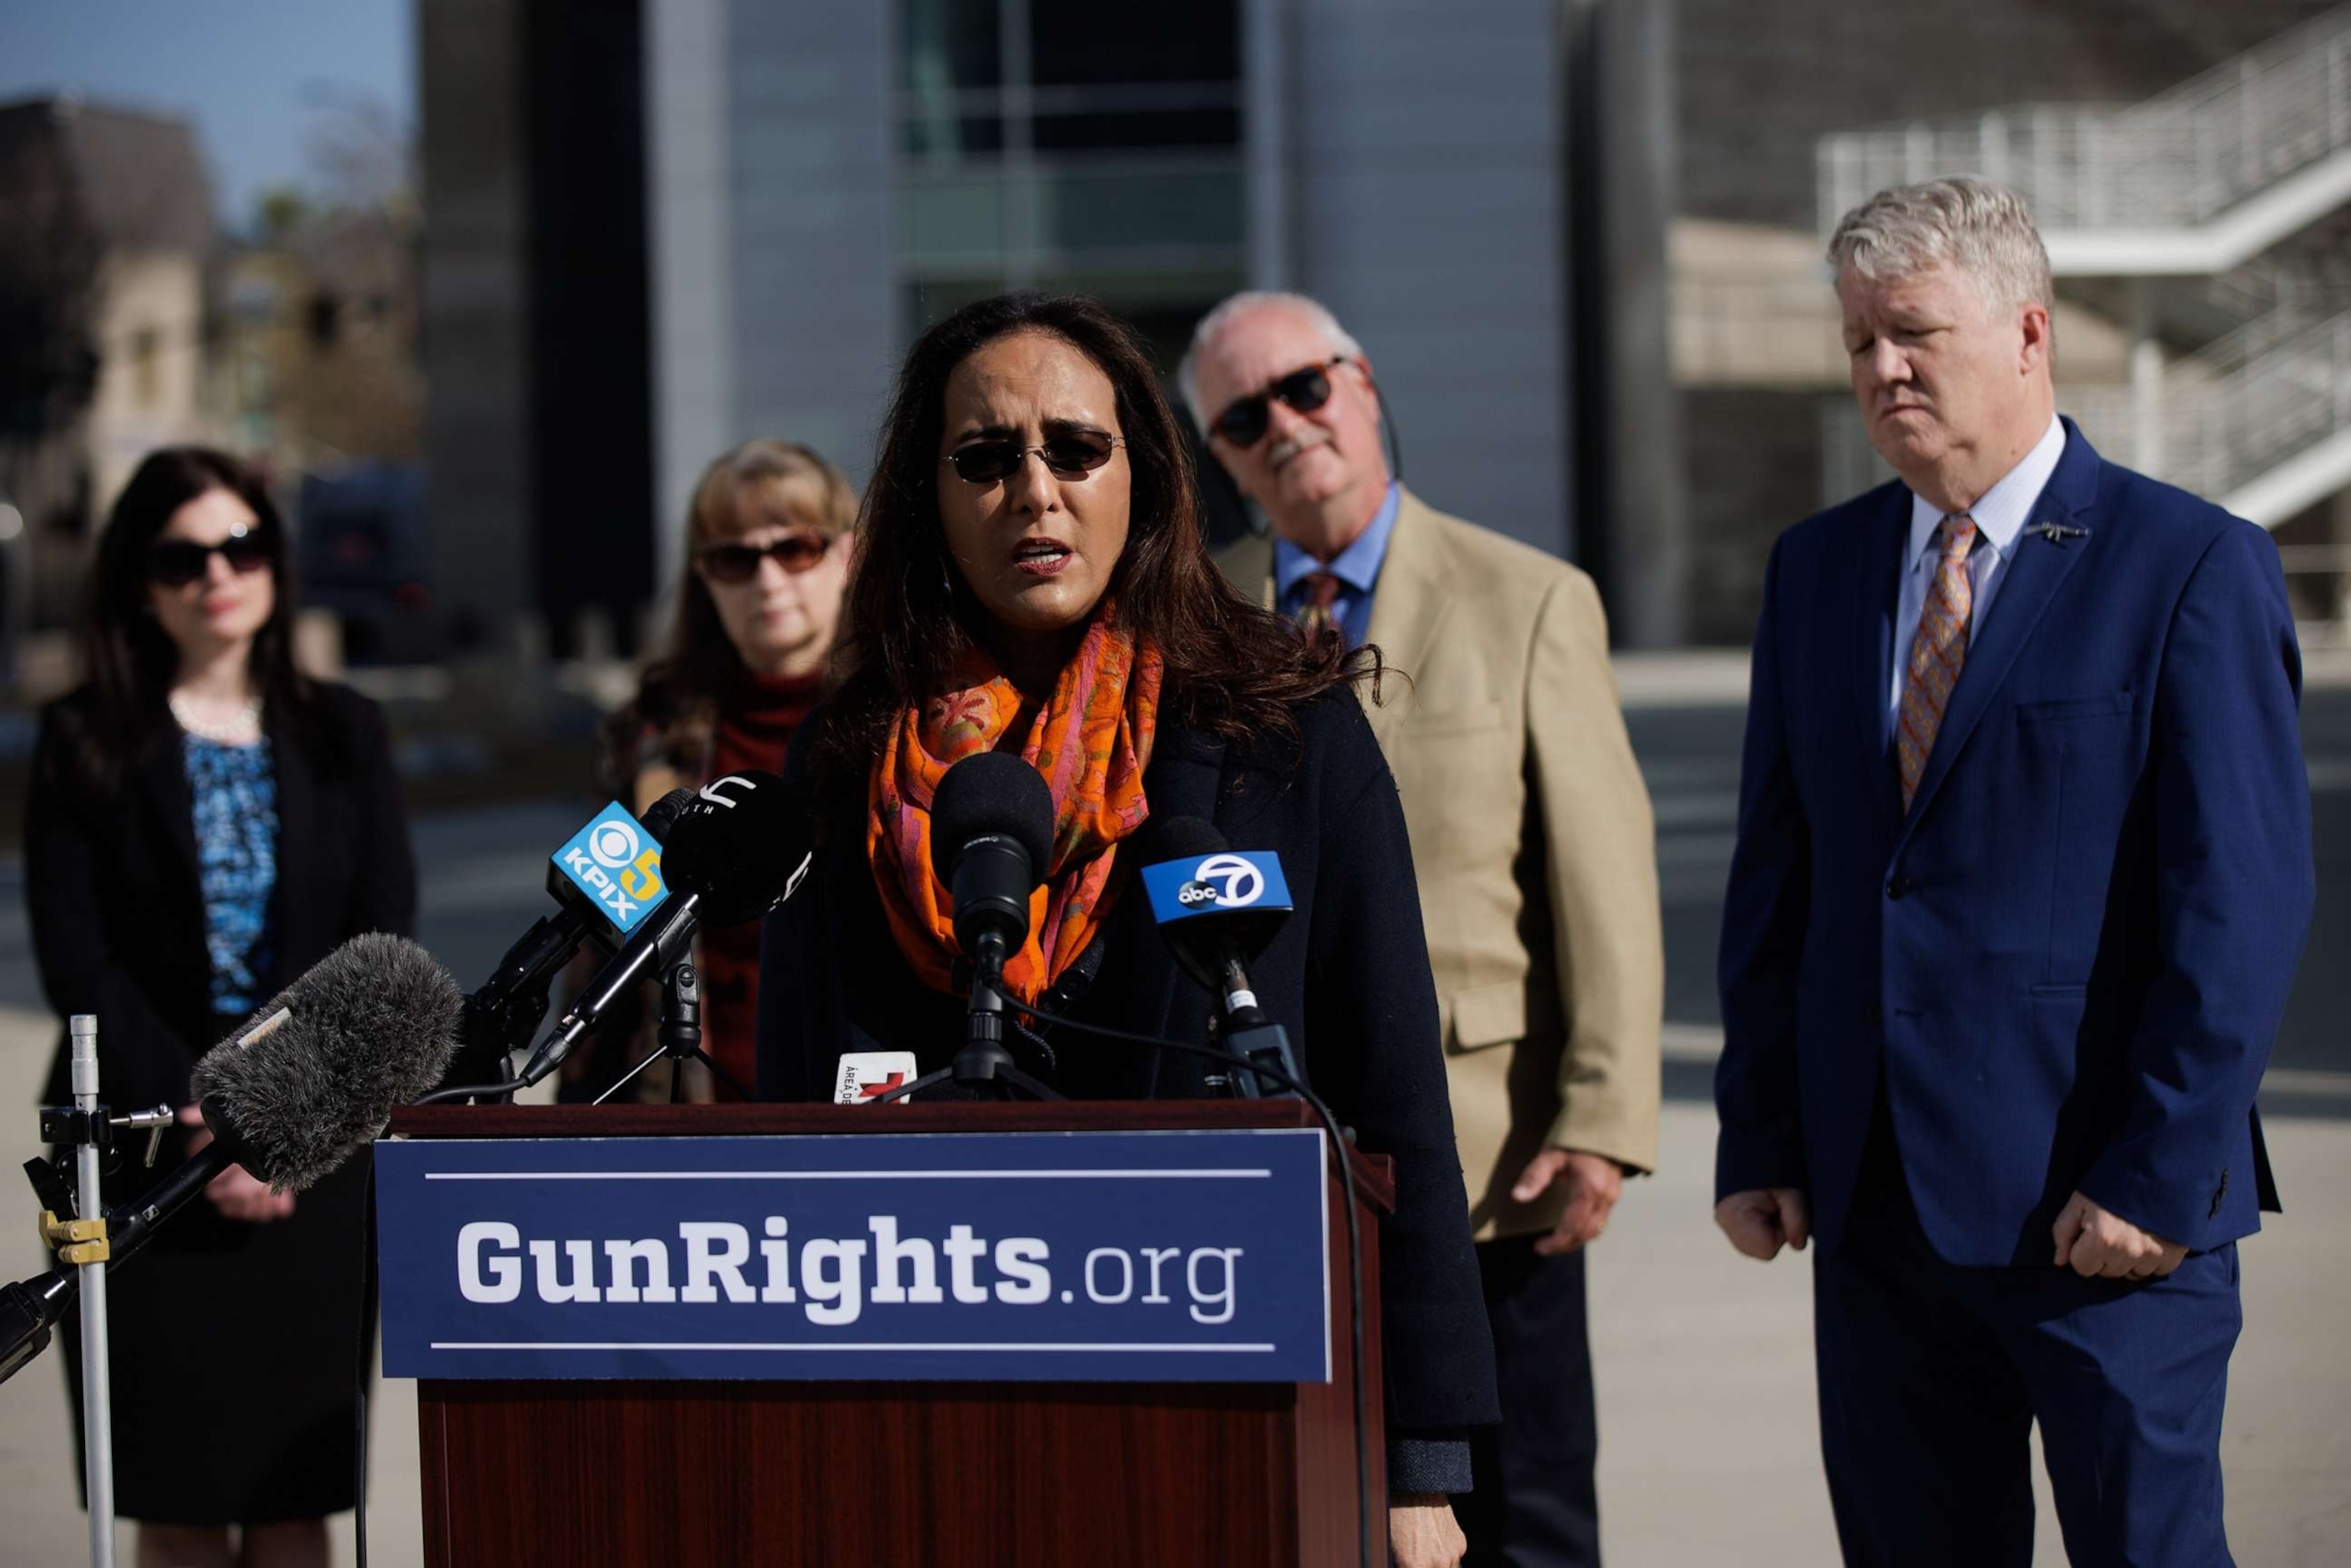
[868,608,1162,1003]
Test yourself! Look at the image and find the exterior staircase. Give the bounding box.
[1815,2,2351,595]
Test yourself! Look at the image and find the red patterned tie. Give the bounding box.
[1296,570,1342,644]
[1896,514,1978,812]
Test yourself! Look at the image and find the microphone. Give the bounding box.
[2,934,464,1384]
[513,771,814,1088]
[929,751,1055,972]
[452,790,694,1084]
[1136,816,1300,1098]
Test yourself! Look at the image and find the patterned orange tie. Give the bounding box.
[1295,570,1342,644]
[1896,514,1978,812]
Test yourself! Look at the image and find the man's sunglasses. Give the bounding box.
[145,528,272,588]
[1211,355,1352,448]
[943,431,1124,484]
[697,533,833,584]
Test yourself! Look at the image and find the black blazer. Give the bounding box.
[29,683,418,1126]
[758,687,1502,1445]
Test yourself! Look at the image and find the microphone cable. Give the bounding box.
[983,993,1379,1568]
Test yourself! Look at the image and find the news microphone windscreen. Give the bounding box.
[189,933,464,1192]
[1137,813,1228,866]
[661,770,818,925]
[930,752,1055,882]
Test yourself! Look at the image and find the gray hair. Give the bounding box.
[1176,290,1367,437]
[1828,176,2054,315]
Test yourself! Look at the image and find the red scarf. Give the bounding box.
[867,609,1162,1002]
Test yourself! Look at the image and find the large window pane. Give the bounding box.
[902,0,1000,92]
[903,114,1006,158]
[1034,108,1240,152]
[1028,0,1239,87]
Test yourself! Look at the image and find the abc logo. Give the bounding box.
[1188,853,1264,909]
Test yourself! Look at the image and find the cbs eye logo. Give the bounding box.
[589,818,664,902]
[1177,853,1264,910]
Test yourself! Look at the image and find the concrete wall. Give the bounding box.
[419,0,535,654]
[723,3,896,484]
[1286,0,1573,557]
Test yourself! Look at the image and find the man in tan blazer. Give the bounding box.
[1185,292,1661,1568]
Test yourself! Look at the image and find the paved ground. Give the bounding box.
[1,661,2344,1564]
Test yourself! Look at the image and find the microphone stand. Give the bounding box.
[592,960,756,1105]
[67,1018,114,1568]
[877,931,1063,1103]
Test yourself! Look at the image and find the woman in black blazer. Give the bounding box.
[27,448,415,1566]
[757,294,1497,1567]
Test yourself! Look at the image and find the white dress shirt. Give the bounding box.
[1889,413,2067,724]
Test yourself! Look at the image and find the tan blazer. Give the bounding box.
[1218,487,1662,1240]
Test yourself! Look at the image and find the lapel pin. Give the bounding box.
[2026,520,2091,545]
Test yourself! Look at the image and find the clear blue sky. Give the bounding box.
[0,0,412,229]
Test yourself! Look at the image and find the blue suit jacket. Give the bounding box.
[1714,419,2314,1266]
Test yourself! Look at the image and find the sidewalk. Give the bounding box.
[2,1006,2343,1566]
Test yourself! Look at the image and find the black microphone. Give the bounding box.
[450,789,695,1085]
[1136,815,1300,1098]
[930,751,1055,971]
[1,934,463,1385]
[513,771,814,1088]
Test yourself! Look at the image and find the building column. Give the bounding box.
[1243,0,1292,290]
[645,0,735,604]
[1569,0,1687,646]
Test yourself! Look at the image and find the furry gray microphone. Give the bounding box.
[189,933,464,1192]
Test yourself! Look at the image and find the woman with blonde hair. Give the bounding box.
[583,439,855,1097]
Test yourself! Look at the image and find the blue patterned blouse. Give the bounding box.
[184,735,280,1016]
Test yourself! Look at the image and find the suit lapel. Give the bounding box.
[1852,485,1912,839]
[139,731,201,893]
[1361,488,1455,748]
[1102,718,1228,1083]
[1896,422,2104,841]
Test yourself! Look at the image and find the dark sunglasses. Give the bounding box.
[145,528,272,588]
[697,533,833,584]
[943,431,1125,484]
[1210,354,1352,448]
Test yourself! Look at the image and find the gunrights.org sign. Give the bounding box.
[374,1129,1332,1383]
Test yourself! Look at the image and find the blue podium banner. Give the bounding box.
[375,1128,1331,1384]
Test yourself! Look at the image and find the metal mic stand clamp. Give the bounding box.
[592,960,758,1105]
[876,931,1064,1103]
[22,1016,174,1568]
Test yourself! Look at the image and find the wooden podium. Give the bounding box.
[385,1099,1390,1566]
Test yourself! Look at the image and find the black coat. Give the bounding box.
[27,680,417,1521]
[757,688,1502,1445]
[30,682,418,1127]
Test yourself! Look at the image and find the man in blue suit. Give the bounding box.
[1714,175,2314,1566]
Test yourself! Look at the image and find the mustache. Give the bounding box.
[1267,429,1329,466]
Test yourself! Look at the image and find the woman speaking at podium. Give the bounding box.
[758,293,1497,1566]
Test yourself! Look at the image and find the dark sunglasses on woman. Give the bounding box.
[1211,354,1352,449]
[697,533,833,583]
[943,430,1125,484]
[144,527,273,588]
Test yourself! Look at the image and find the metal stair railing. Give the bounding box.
[1818,303,2351,516]
[1818,5,2351,234]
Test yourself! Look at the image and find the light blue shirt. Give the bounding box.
[1889,414,2066,724]
[1273,482,1400,650]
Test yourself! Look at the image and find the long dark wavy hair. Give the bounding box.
[811,292,1365,800]
[598,439,858,795]
[74,446,321,787]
